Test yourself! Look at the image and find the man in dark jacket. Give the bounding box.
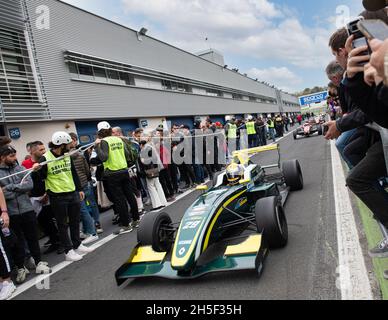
[0,146,51,284]
[28,141,60,255]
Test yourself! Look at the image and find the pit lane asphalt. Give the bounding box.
[15,131,340,300]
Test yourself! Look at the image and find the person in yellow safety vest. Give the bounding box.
[32,132,93,262]
[246,115,257,148]
[225,116,239,153]
[95,121,140,235]
[267,117,276,142]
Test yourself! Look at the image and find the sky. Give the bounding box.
[60,0,364,94]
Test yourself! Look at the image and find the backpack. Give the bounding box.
[121,137,139,167]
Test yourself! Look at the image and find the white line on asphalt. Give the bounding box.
[330,140,373,300]
[270,129,294,145]
[8,185,201,300]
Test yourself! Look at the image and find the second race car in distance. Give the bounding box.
[293,120,323,140]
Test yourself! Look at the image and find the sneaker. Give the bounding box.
[81,234,99,245]
[79,232,88,240]
[0,281,16,300]
[75,244,94,255]
[24,257,36,270]
[131,220,140,229]
[113,226,133,235]
[95,224,104,234]
[65,249,83,262]
[35,262,52,275]
[16,267,29,284]
[369,238,388,258]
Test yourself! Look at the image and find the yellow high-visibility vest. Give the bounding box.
[103,136,127,171]
[44,150,75,193]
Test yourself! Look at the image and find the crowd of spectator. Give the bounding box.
[323,0,388,280]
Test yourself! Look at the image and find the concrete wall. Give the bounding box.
[10,121,77,162]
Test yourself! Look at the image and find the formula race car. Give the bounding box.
[115,144,303,286]
[293,121,323,140]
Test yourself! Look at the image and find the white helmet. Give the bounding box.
[97,121,111,132]
[247,115,253,121]
[52,132,72,146]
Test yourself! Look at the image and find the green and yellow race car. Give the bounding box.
[115,144,303,286]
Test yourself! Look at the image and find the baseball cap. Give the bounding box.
[363,0,387,11]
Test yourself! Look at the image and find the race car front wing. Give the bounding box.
[115,234,268,286]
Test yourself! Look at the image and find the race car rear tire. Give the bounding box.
[255,196,288,249]
[293,131,298,140]
[317,125,323,135]
[137,211,173,253]
[282,159,303,191]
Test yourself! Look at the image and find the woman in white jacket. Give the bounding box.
[139,134,167,210]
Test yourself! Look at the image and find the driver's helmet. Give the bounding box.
[226,163,245,186]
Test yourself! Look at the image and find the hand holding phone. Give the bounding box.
[347,17,370,65]
[358,19,388,41]
[345,35,371,77]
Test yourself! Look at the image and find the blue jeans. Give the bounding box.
[335,129,357,169]
[193,164,205,184]
[268,128,276,141]
[84,183,100,225]
[80,183,98,235]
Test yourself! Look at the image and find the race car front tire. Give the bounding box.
[282,159,304,191]
[137,211,173,253]
[255,196,288,249]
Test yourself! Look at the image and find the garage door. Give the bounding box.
[166,117,195,129]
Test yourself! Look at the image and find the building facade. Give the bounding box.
[1,0,300,155]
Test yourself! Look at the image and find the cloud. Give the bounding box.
[247,67,302,92]
[120,0,334,70]
[121,0,282,39]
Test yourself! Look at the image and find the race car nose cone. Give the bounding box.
[363,0,387,11]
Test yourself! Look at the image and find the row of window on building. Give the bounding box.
[67,60,299,108]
